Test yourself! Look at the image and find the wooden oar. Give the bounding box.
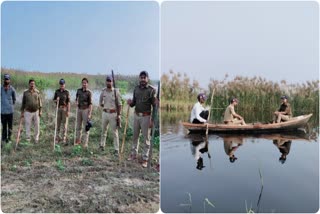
[120,105,130,162]
[206,87,215,137]
[53,97,60,151]
[14,116,24,151]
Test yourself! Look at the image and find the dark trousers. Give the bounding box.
[1,113,13,142]
[192,110,209,124]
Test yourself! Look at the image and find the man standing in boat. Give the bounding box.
[273,95,292,123]
[223,97,246,125]
[190,93,209,124]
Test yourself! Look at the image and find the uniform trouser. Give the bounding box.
[100,112,119,151]
[76,108,89,147]
[131,114,151,161]
[24,111,40,141]
[274,114,290,123]
[1,113,13,141]
[57,108,68,142]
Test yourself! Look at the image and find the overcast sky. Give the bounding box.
[2,1,159,79]
[161,1,319,88]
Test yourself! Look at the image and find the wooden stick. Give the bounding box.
[206,87,215,137]
[14,116,23,151]
[73,102,78,146]
[148,82,160,168]
[53,97,60,151]
[120,105,130,161]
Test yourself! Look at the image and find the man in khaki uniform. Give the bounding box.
[75,78,92,148]
[99,75,122,155]
[273,95,292,123]
[223,97,246,125]
[127,71,157,168]
[21,79,42,143]
[53,79,71,145]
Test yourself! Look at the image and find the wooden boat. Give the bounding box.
[182,114,313,134]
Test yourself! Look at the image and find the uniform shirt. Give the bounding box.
[278,103,292,116]
[53,89,70,107]
[21,89,42,112]
[190,102,206,123]
[1,85,16,114]
[223,104,236,122]
[130,84,156,113]
[99,87,122,110]
[76,88,92,109]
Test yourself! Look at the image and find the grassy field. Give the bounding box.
[1,99,160,212]
[2,68,158,94]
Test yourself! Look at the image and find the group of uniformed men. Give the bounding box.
[1,71,157,168]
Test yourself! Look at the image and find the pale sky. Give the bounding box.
[2,1,159,79]
[161,1,319,87]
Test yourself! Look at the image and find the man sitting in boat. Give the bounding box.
[223,97,246,125]
[273,95,292,123]
[190,93,209,124]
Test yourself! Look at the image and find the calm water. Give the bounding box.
[161,120,319,213]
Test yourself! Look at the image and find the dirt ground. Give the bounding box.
[1,144,159,213]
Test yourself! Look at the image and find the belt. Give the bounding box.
[59,105,67,108]
[25,109,38,113]
[135,112,151,116]
[79,106,89,110]
[103,109,117,113]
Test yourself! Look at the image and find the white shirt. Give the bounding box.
[190,102,206,123]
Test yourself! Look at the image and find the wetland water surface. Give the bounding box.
[161,121,319,213]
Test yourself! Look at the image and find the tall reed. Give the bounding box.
[161,71,319,125]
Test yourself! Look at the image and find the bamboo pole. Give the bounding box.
[73,102,78,145]
[119,105,130,162]
[206,87,215,137]
[14,116,24,151]
[53,97,60,151]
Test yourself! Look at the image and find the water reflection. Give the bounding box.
[189,134,211,170]
[162,119,319,213]
[273,139,291,164]
[186,131,311,169]
[223,136,244,163]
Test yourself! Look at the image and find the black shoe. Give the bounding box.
[99,146,105,151]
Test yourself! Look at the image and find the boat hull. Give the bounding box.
[182,114,313,134]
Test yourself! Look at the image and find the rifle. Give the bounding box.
[111,70,121,128]
[148,81,160,169]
